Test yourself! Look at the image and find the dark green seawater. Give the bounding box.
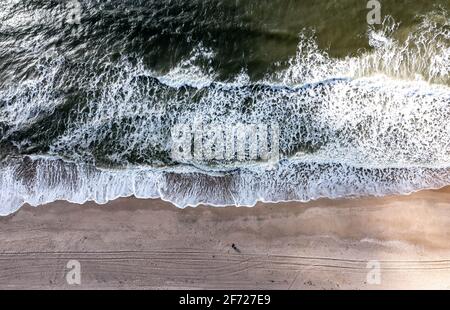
[1,0,449,82]
[0,0,449,214]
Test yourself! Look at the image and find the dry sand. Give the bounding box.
[2,188,450,289]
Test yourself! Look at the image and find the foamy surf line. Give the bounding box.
[0,7,449,215]
[1,156,450,216]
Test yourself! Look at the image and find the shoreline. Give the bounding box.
[2,187,450,289]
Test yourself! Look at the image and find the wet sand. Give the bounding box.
[2,188,450,289]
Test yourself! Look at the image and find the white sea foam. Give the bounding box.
[1,156,450,216]
[0,13,449,215]
[272,15,449,86]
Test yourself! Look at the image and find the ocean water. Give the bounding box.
[0,0,449,215]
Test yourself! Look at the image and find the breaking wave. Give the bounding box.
[1,156,450,216]
[0,4,449,215]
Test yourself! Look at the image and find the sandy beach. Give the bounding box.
[1,188,450,289]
